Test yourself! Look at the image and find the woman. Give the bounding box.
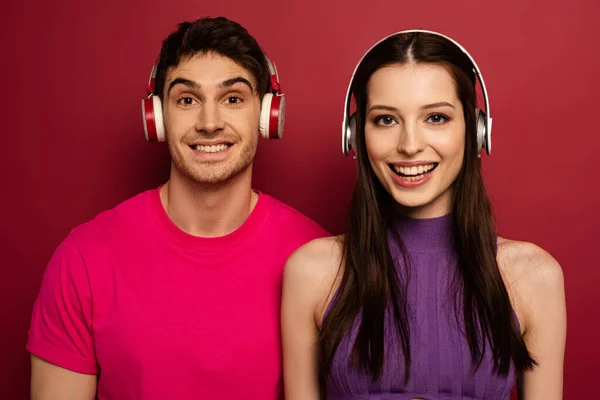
[281,30,566,399]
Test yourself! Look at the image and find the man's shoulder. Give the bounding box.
[260,193,328,236]
[70,187,156,244]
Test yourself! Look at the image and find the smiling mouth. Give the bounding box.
[389,163,438,181]
[189,144,231,153]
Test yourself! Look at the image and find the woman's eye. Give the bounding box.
[427,114,449,124]
[375,115,396,126]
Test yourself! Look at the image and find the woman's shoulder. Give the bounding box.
[496,237,563,287]
[283,235,344,323]
[285,234,343,270]
[496,237,565,333]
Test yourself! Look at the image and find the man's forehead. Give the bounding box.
[166,52,256,85]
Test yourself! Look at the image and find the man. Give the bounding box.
[27,16,327,400]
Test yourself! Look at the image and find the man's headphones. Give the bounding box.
[342,29,492,157]
[142,55,285,142]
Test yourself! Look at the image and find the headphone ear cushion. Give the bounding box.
[273,95,285,139]
[153,96,166,142]
[142,97,165,142]
[142,98,153,142]
[259,93,273,139]
[475,109,486,154]
[141,97,165,142]
[259,94,285,139]
[348,112,358,153]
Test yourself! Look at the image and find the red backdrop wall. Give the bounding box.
[1,0,598,398]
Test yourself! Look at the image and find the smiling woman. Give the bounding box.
[281,30,566,400]
[364,63,466,214]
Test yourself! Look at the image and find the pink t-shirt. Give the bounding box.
[27,187,328,399]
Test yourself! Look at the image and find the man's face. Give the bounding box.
[162,51,261,185]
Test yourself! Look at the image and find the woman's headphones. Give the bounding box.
[142,55,285,142]
[342,29,492,157]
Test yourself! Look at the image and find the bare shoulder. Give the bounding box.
[284,235,343,281]
[283,235,344,324]
[497,237,565,333]
[497,237,564,289]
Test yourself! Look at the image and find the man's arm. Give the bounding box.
[31,356,97,400]
[28,234,99,399]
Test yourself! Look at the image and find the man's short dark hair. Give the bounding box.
[154,17,270,99]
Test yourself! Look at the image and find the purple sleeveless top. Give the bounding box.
[324,214,517,399]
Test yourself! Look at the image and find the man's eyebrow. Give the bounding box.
[167,78,200,95]
[166,77,255,95]
[219,77,254,94]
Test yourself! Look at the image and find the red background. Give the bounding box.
[1,0,598,398]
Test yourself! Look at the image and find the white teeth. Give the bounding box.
[393,163,435,176]
[193,144,229,153]
[404,174,426,181]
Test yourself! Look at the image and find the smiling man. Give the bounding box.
[27,17,327,400]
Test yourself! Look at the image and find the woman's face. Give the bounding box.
[364,62,466,219]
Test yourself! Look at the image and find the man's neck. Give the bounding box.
[160,166,258,238]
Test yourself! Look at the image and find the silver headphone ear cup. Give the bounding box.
[348,113,358,153]
[475,109,486,155]
[485,117,492,155]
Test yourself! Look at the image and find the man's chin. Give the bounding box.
[175,163,254,186]
[187,171,233,186]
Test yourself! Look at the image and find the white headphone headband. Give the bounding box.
[146,53,280,96]
[265,55,278,81]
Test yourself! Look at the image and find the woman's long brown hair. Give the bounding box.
[318,32,535,394]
